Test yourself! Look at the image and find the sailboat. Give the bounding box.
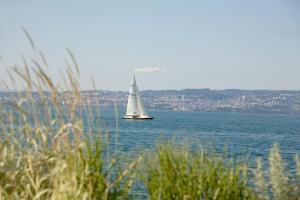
[123,75,153,120]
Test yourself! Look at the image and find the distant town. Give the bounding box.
[2,89,300,114]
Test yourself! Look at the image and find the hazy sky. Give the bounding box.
[0,0,300,91]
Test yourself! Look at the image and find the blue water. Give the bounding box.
[4,106,300,198]
[98,108,300,168]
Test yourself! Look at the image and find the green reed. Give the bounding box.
[0,28,139,199]
[140,143,256,200]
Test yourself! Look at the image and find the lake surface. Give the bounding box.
[98,108,300,168]
[4,106,300,198]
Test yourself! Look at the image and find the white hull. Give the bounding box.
[123,115,153,120]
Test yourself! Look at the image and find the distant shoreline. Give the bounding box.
[2,88,300,114]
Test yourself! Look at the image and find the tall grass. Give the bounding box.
[0,28,139,199]
[140,144,256,200]
[253,144,300,200]
[0,29,299,199]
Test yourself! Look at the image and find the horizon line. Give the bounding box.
[2,88,300,93]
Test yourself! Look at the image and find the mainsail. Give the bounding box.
[126,75,139,116]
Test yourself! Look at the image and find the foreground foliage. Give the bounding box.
[141,144,256,200]
[140,144,300,200]
[0,140,139,199]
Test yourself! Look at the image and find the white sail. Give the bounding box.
[125,75,139,116]
[136,87,148,117]
[124,74,153,119]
